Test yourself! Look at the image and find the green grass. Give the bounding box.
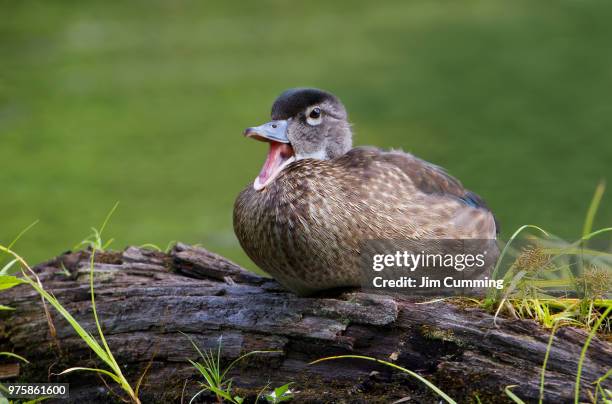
[0,247,140,403]
[183,333,281,404]
[482,185,611,402]
[539,322,559,404]
[483,182,610,332]
[1,0,611,270]
[0,206,141,403]
[575,305,612,403]
[504,306,612,404]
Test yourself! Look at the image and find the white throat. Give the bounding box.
[296,149,327,161]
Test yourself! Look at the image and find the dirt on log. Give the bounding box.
[0,243,610,403]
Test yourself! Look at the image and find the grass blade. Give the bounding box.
[0,352,29,363]
[89,250,122,373]
[581,227,612,241]
[489,225,549,300]
[1,246,115,369]
[99,202,119,237]
[255,382,271,404]
[505,385,526,404]
[22,276,115,369]
[310,355,456,404]
[0,259,19,276]
[594,369,612,386]
[0,274,26,290]
[6,220,39,251]
[188,389,207,404]
[539,322,560,404]
[582,181,605,239]
[58,367,122,385]
[0,220,39,266]
[222,350,281,380]
[574,305,612,403]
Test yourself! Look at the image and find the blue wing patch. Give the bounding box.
[460,191,487,209]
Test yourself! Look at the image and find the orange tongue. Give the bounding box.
[257,142,294,185]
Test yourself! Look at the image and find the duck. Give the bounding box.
[234,88,498,296]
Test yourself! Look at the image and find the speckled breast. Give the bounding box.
[235,156,429,295]
[233,159,364,296]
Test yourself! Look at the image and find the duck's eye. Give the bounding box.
[306,107,323,126]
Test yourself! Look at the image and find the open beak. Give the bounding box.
[244,120,290,143]
[243,120,295,191]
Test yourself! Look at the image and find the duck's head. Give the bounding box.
[244,88,352,191]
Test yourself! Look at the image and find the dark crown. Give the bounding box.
[271,88,340,120]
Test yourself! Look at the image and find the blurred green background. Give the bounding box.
[1,0,611,270]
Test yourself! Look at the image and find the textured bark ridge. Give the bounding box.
[0,243,610,403]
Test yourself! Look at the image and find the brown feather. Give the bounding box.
[234,147,498,296]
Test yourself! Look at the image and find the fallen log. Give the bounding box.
[0,243,610,403]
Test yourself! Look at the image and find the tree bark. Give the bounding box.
[0,243,610,403]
